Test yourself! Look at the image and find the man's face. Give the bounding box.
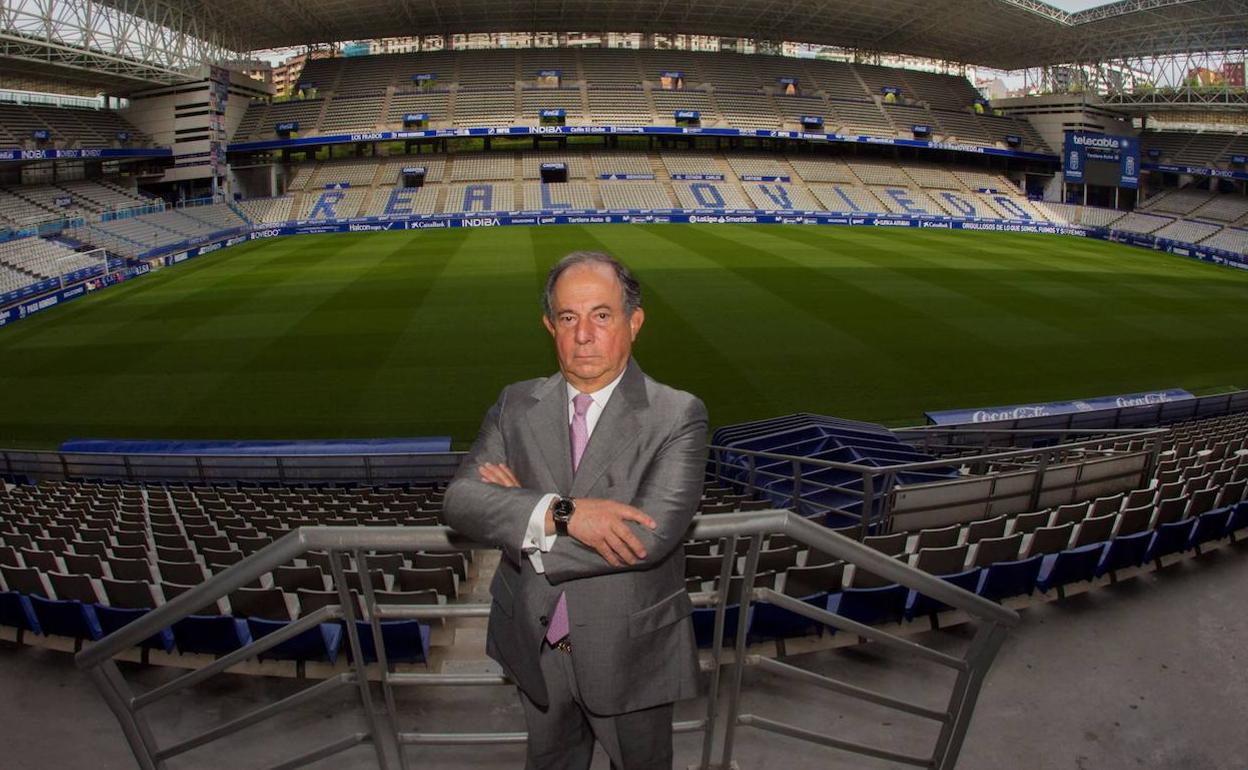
[543,262,644,392]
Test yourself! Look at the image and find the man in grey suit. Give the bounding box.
[443,251,708,769]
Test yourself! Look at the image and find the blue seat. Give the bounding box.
[0,591,42,637]
[248,618,343,664]
[692,605,746,648]
[1145,518,1196,565]
[1094,531,1153,578]
[827,583,909,627]
[95,605,175,653]
[1036,543,1104,596]
[976,554,1044,602]
[1188,506,1233,553]
[747,592,831,644]
[904,568,982,622]
[1226,501,1248,541]
[172,615,253,655]
[352,619,431,665]
[28,595,103,645]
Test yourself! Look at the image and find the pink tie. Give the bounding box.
[547,392,594,646]
[569,392,593,473]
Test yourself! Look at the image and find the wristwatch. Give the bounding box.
[552,496,576,536]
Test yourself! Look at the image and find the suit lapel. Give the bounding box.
[571,359,648,497]
[524,372,573,494]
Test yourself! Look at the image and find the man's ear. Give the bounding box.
[542,314,556,337]
[629,307,645,341]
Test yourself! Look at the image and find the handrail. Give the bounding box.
[708,426,1168,476]
[76,509,1019,770]
[78,512,1014,670]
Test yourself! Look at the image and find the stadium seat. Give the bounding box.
[914,524,961,550]
[273,565,327,593]
[61,553,108,579]
[1073,513,1117,548]
[1026,523,1075,557]
[827,583,909,628]
[47,571,102,604]
[28,595,104,647]
[976,554,1044,602]
[971,533,1023,568]
[1094,532,1153,579]
[172,615,253,656]
[1052,502,1090,527]
[904,567,982,624]
[247,617,343,665]
[747,591,833,649]
[94,605,176,654]
[100,578,157,609]
[351,618,432,665]
[0,591,42,638]
[407,552,467,581]
[1,565,51,597]
[1226,501,1248,541]
[913,544,968,575]
[965,515,1008,544]
[229,587,294,621]
[1035,543,1104,597]
[395,567,458,599]
[863,532,908,556]
[782,561,845,598]
[1145,518,1197,567]
[1188,507,1233,554]
[1115,504,1153,537]
[1008,510,1051,536]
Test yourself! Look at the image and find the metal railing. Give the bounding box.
[76,511,1018,770]
[0,448,465,487]
[707,427,1168,534]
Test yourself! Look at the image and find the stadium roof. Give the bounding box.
[105,0,1248,70]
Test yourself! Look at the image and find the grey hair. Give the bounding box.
[542,251,642,322]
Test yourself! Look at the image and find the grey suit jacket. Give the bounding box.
[442,358,708,715]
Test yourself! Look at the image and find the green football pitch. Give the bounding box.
[1,224,1246,449]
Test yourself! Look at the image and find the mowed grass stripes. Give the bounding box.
[0,224,1245,448]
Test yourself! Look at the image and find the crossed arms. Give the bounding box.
[442,387,708,586]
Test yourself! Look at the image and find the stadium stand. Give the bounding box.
[1202,228,1248,254]
[0,103,150,149]
[0,180,153,230]
[226,49,1050,154]
[444,182,515,213]
[1111,211,1174,235]
[521,182,595,210]
[1141,130,1248,169]
[598,181,676,210]
[1152,219,1222,244]
[673,179,752,209]
[0,237,97,291]
[448,153,515,182]
[2,410,1245,665]
[1190,194,1248,224]
[64,204,247,258]
[234,197,294,225]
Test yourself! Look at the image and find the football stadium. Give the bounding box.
[1,0,1247,768]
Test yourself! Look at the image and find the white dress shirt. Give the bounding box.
[521,368,626,573]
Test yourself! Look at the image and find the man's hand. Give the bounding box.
[566,499,657,568]
[477,463,656,568]
[478,462,521,488]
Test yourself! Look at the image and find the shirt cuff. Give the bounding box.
[523,493,559,573]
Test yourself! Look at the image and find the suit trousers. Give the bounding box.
[520,644,674,770]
